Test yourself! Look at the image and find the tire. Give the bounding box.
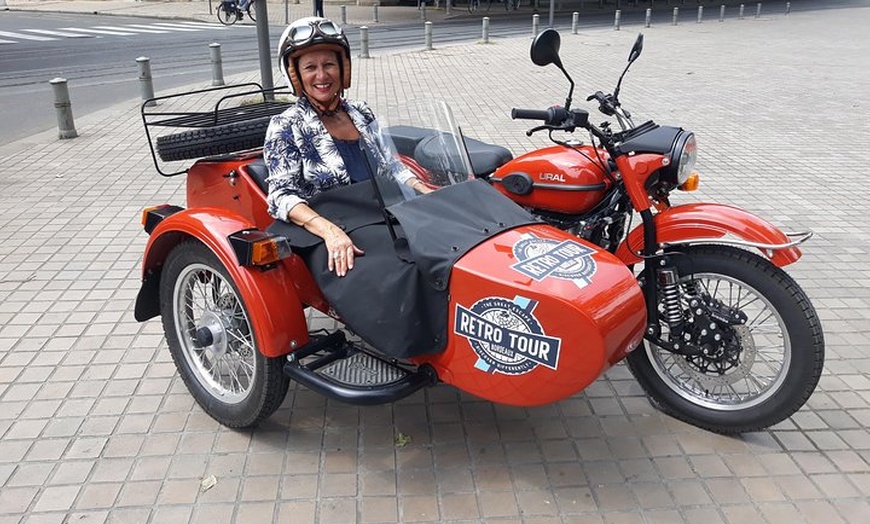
[216,4,238,26]
[468,0,479,13]
[246,4,256,21]
[160,240,290,428]
[627,245,824,434]
[156,116,272,162]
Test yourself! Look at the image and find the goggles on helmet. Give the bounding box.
[286,19,343,47]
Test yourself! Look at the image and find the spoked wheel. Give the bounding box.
[160,240,289,428]
[627,245,824,434]
[216,3,238,26]
[246,3,256,22]
[468,0,480,13]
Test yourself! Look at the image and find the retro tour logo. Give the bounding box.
[511,234,598,287]
[454,295,562,376]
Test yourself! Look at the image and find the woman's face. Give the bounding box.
[297,49,341,106]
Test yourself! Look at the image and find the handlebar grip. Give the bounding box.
[511,108,551,121]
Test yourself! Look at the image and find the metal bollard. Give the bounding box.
[719,4,725,22]
[340,5,347,25]
[360,26,370,58]
[697,5,703,23]
[672,7,678,25]
[209,43,225,86]
[739,4,745,19]
[645,8,651,27]
[572,12,579,34]
[284,0,289,24]
[373,2,379,22]
[786,1,790,15]
[49,78,77,139]
[446,0,451,16]
[424,21,433,50]
[614,9,621,30]
[482,17,490,43]
[532,14,540,36]
[756,2,761,18]
[421,2,426,21]
[136,56,155,107]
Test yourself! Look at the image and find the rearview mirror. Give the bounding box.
[628,33,644,63]
[530,29,562,68]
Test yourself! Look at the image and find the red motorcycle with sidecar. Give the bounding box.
[136,30,823,435]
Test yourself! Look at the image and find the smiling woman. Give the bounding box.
[263,16,432,278]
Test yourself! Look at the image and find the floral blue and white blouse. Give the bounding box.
[263,96,414,221]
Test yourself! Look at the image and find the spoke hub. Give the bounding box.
[196,310,229,359]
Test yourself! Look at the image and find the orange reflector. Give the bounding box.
[679,173,700,191]
[251,239,282,266]
[141,205,166,227]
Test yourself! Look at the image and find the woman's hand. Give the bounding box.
[323,226,364,277]
[291,205,364,277]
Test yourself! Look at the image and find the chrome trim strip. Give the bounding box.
[661,231,813,251]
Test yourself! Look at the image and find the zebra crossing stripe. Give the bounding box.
[22,29,93,38]
[0,30,55,41]
[123,24,172,33]
[95,25,168,34]
[171,22,230,29]
[149,23,205,32]
[58,27,137,36]
[0,38,16,44]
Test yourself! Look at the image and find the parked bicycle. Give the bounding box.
[468,0,521,13]
[216,0,256,25]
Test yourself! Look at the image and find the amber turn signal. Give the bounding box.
[679,173,700,191]
[229,230,293,267]
[251,238,292,266]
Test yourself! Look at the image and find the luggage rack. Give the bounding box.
[141,83,294,176]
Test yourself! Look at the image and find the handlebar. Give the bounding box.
[511,106,588,128]
[511,108,551,121]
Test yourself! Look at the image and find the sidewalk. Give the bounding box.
[1,3,870,524]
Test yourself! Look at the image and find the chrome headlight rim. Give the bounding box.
[672,131,697,185]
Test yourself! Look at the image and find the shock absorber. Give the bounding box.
[657,267,684,335]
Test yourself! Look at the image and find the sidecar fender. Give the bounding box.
[615,203,803,267]
[135,208,308,358]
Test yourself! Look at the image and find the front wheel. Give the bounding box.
[627,245,824,434]
[160,240,290,428]
[246,3,256,22]
[216,4,238,26]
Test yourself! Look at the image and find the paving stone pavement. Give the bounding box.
[1,2,870,524]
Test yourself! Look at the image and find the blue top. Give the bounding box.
[334,138,371,183]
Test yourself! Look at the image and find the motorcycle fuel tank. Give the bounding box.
[422,224,647,407]
[491,145,612,215]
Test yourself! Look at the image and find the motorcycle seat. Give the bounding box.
[385,125,513,178]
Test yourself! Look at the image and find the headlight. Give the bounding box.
[674,132,697,185]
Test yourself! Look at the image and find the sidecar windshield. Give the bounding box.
[362,99,475,208]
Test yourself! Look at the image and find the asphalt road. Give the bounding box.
[0,0,861,145]
[0,9,648,146]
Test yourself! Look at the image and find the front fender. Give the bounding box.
[136,207,309,357]
[615,203,803,267]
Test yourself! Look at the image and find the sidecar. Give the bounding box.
[137,88,647,428]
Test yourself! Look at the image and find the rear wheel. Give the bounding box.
[216,3,238,26]
[627,245,824,434]
[160,240,289,428]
